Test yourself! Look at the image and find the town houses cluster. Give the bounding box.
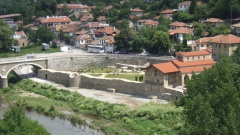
[1,1,240,89]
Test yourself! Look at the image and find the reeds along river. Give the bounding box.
[0,104,103,135]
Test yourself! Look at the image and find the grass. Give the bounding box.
[105,74,145,81]
[89,74,102,77]
[2,79,183,135]
[85,67,118,73]
[0,44,60,58]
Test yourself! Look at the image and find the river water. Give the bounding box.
[0,105,103,135]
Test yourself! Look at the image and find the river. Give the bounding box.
[0,105,103,135]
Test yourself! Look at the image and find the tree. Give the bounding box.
[0,107,50,135]
[114,28,135,51]
[0,20,14,51]
[189,0,197,14]
[153,31,171,54]
[36,26,54,43]
[179,57,240,135]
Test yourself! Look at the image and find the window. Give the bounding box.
[197,44,199,47]
[198,56,200,59]
[155,70,157,76]
[201,44,203,47]
[231,44,234,47]
[215,44,217,47]
[187,57,189,60]
[192,57,194,60]
[204,56,206,59]
[224,45,227,48]
[219,44,221,48]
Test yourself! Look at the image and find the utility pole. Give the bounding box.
[231,6,233,24]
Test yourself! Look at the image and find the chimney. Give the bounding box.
[113,26,115,31]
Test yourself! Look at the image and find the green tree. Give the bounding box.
[114,28,135,51]
[36,26,54,43]
[0,20,14,51]
[189,0,197,14]
[153,31,171,54]
[179,57,240,135]
[0,107,50,135]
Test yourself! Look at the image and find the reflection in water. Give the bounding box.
[0,105,103,135]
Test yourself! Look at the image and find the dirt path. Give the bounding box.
[30,78,168,108]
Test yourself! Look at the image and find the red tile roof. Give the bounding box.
[16,20,23,24]
[0,14,21,19]
[131,8,144,12]
[178,1,191,6]
[75,31,88,35]
[40,16,71,23]
[210,34,240,44]
[169,21,187,27]
[153,62,179,73]
[232,23,240,28]
[195,37,212,43]
[204,18,224,23]
[160,9,174,14]
[172,59,216,68]
[97,27,119,35]
[97,16,107,21]
[169,27,194,35]
[80,16,93,22]
[176,50,211,57]
[57,4,90,9]
[179,65,213,73]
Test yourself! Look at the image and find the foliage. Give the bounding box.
[179,57,240,135]
[0,106,50,135]
[153,31,171,54]
[114,28,135,51]
[0,20,14,51]
[8,79,183,135]
[36,26,54,43]
[189,0,197,14]
[173,11,194,22]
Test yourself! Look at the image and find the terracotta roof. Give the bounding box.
[160,9,174,14]
[131,8,144,12]
[100,36,115,43]
[176,50,211,57]
[178,1,202,6]
[57,4,90,9]
[103,6,113,11]
[153,62,179,73]
[97,16,107,21]
[138,19,158,26]
[83,22,105,28]
[80,15,93,22]
[16,20,23,24]
[56,24,79,32]
[169,21,187,27]
[204,18,224,23]
[40,16,71,23]
[153,16,160,20]
[76,34,92,40]
[232,23,240,28]
[195,37,212,43]
[172,59,216,68]
[15,31,27,38]
[169,27,194,35]
[210,34,240,44]
[75,31,88,35]
[179,65,213,73]
[0,14,21,19]
[97,27,119,35]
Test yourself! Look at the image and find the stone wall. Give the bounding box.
[47,56,171,71]
[80,74,183,100]
[37,69,80,87]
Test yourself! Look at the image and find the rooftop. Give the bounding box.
[169,27,194,35]
[172,59,216,68]
[40,16,71,23]
[57,4,90,9]
[210,34,240,44]
[131,8,144,12]
[160,9,174,14]
[176,50,211,57]
[0,14,21,19]
[179,65,213,73]
[204,18,224,23]
[169,21,187,27]
[153,62,179,73]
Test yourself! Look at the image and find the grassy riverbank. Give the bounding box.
[2,79,184,135]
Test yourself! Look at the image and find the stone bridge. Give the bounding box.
[0,57,48,88]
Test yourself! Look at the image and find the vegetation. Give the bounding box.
[0,20,14,51]
[0,107,50,135]
[0,44,59,58]
[2,79,183,135]
[179,56,240,134]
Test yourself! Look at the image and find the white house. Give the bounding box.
[178,1,202,11]
[99,36,115,53]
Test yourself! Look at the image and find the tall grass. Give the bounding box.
[8,79,183,135]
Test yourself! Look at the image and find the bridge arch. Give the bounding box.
[4,63,45,78]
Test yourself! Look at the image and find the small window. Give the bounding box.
[192,57,194,60]
[187,57,189,60]
[204,56,206,59]
[231,44,234,47]
[219,44,221,48]
[201,44,203,47]
[198,56,200,59]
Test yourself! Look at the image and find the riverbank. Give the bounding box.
[1,79,183,135]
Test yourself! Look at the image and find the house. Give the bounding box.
[134,19,158,31]
[15,20,23,27]
[80,14,94,25]
[130,8,144,19]
[0,14,21,29]
[231,23,240,36]
[56,4,91,15]
[169,27,194,42]
[97,16,107,24]
[55,24,79,36]
[194,37,213,51]
[145,50,216,87]
[178,1,202,11]
[99,36,115,53]
[13,31,29,47]
[169,21,187,29]
[159,9,176,20]
[39,16,72,34]
[75,34,93,49]
[80,22,108,31]
[204,18,224,27]
[210,34,240,56]
[97,26,120,36]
